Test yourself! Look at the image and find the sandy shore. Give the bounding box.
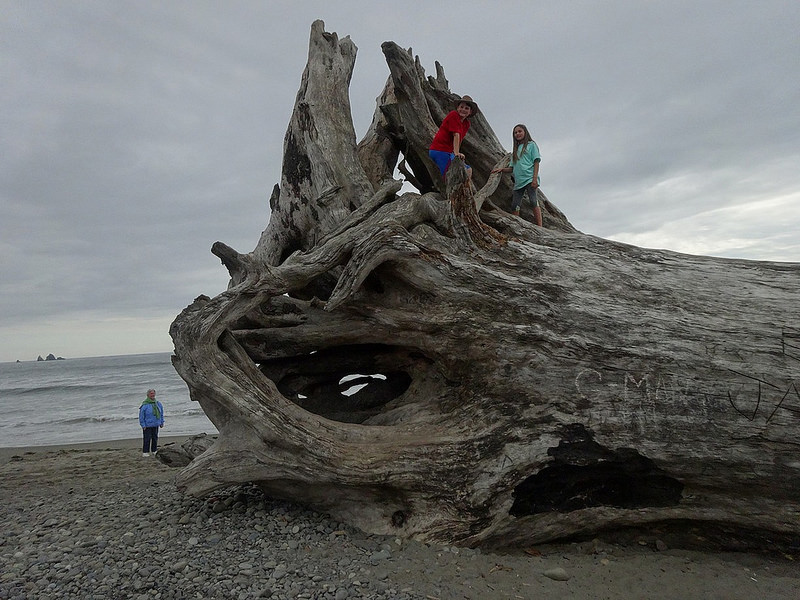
[0,435,193,461]
[1,439,797,599]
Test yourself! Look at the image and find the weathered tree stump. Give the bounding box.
[170,21,800,550]
[157,433,216,468]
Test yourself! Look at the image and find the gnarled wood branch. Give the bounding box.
[171,20,800,551]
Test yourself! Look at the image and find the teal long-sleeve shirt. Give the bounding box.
[510,141,541,189]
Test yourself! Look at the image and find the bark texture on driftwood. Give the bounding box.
[170,21,800,550]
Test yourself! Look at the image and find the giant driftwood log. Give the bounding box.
[170,21,800,550]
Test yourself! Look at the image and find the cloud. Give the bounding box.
[609,189,800,261]
[1,0,799,361]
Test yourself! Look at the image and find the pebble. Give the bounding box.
[0,470,692,600]
[542,567,570,581]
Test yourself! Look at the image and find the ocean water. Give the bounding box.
[0,352,216,448]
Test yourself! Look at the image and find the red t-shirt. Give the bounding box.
[430,111,470,153]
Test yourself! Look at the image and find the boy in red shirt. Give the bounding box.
[429,95,479,178]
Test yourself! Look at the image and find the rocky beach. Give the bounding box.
[1,439,797,600]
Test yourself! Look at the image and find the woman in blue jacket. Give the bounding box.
[139,389,164,456]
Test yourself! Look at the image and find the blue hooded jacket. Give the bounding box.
[139,400,165,428]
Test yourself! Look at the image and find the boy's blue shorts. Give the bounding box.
[429,150,470,175]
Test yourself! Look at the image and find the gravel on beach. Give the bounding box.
[1,441,797,600]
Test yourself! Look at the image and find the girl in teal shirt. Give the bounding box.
[492,124,542,226]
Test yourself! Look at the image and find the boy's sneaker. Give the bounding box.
[143,452,150,457]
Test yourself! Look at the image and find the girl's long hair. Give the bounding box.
[512,124,533,162]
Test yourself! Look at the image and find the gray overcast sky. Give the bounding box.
[2,1,799,362]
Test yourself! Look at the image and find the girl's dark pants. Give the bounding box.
[143,427,159,453]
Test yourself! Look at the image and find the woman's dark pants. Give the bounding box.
[143,427,159,453]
